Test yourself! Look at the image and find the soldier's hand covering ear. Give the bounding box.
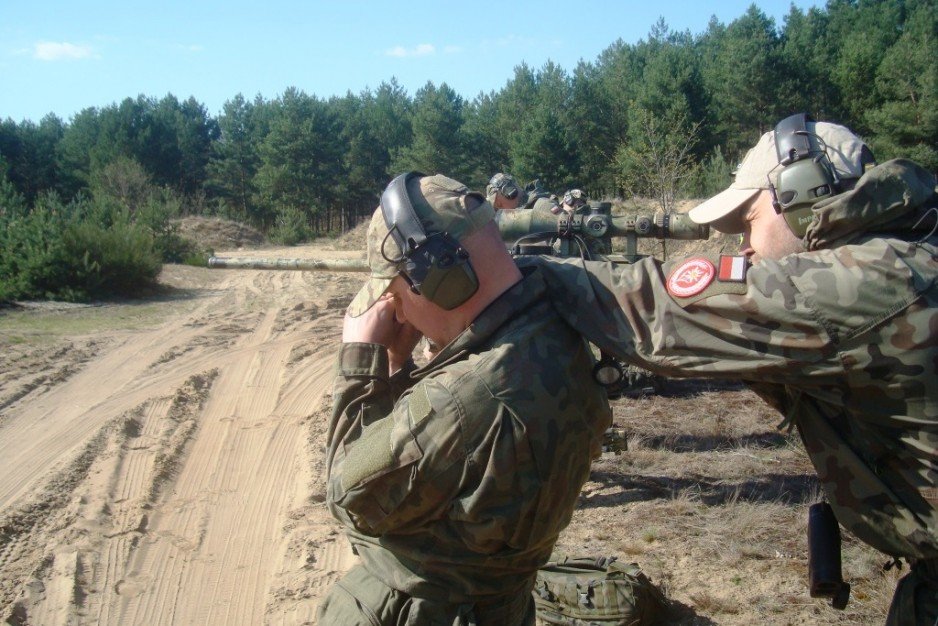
[343,294,422,374]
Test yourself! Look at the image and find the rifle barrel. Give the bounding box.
[207,257,369,272]
[496,209,709,241]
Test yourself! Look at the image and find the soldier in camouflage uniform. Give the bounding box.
[525,118,937,624]
[559,188,588,214]
[319,174,612,625]
[486,172,527,210]
[487,172,561,214]
[522,178,561,214]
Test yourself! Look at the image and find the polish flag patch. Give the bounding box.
[667,258,715,298]
[718,255,748,282]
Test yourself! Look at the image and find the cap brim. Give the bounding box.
[346,277,394,317]
[688,187,760,235]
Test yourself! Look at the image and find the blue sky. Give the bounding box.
[1,1,821,124]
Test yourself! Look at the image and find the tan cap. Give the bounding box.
[688,121,870,234]
[347,174,495,317]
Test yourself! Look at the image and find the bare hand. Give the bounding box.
[343,295,422,373]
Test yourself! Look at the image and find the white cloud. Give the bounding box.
[385,43,435,58]
[33,41,95,61]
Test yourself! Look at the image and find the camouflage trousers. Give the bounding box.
[885,558,938,626]
[317,564,536,625]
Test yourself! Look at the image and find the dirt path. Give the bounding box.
[0,248,361,625]
[0,243,897,625]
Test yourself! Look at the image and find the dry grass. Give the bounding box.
[555,380,899,624]
[173,215,265,252]
[327,218,370,251]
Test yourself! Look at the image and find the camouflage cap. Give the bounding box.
[347,174,495,317]
[563,188,587,207]
[689,121,870,234]
[486,173,522,202]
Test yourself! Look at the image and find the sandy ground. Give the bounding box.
[0,239,899,625]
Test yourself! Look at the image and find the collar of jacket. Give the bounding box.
[412,266,546,374]
[804,159,938,251]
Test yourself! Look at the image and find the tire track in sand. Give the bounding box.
[108,270,349,626]
[0,273,245,514]
[6,372,217,625]
[1,262,363,625]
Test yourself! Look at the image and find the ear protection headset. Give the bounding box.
[488,173,519,199]
[769,113,840,238]
[379,172,479,310]
[563,188,587,208]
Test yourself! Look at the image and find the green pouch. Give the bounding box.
[533,555,669,625]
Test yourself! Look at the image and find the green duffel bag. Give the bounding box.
[533,555,670,625]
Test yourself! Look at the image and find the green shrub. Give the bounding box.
[183,249,214,267]
[0,193,73,301]
[268,205,310,245]
[60,217,162,298]
[153,230,200,264]
[0,192,162,302]
[90,162,202,264]
[685,146,735,199]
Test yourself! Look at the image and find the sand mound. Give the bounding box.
[173,216,266,252]
[326,218,369,252]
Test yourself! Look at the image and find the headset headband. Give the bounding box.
[377,172,480,310]
[775,113,817,166]
[381,172,428,260]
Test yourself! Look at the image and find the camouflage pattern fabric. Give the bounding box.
[885,558,938,626]
[525,191,560,214]
[519,179,560,213]
[486,172,523,205]
[533,554,669,624]
[323,267,612,624]
[521,159,937,615]
[317,564,536,625]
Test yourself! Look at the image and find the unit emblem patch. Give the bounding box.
[667,258,715,298]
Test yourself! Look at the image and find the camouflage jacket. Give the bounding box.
[525,159,938,560]
[522,182,560,213]
[327,267,612,605]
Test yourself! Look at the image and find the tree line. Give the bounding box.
[1,1,935,300]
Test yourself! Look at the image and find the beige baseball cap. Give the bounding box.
[688,121,870,234]
[347,174,495,317]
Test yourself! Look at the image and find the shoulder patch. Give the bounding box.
[341,418,394,491]
[717,255,748,282]
[667,257,715,298]
[408,384,432,426]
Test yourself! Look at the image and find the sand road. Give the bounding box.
[1,248,364,625]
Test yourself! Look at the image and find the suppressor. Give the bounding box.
[807,502,851,610]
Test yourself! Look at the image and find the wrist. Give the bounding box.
[390,357,416,378]
[389,350,416,375]
[337,342,389,378]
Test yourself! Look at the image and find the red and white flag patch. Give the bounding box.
[667,258,715,298]
[718,255,748,282]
